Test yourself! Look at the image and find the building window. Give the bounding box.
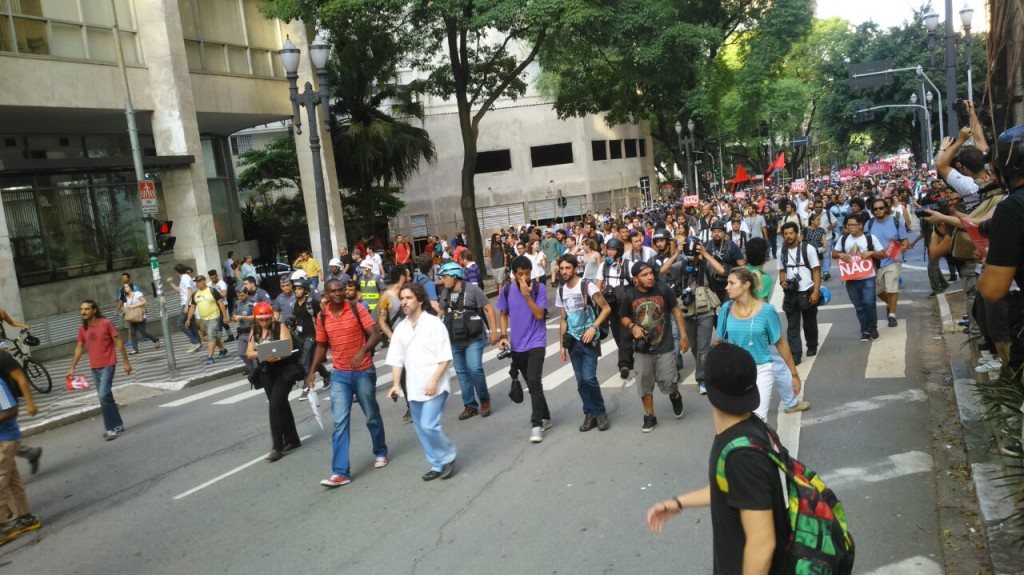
[475,149,512,174]
[591,140,607,161]
[639,139,647,157]
[624,139,638,158]
[230,135,253,156]
[530,143,573,168]
[178,0,282,77]
[609,140,623,160]
[0,0,140,64]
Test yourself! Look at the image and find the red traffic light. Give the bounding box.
[156,220,173,234]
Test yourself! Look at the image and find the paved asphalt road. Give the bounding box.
[4,250,952,574]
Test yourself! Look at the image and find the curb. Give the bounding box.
[951,359,1024,574]
[20,364,246,439]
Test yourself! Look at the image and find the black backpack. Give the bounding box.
[559,280,609,341]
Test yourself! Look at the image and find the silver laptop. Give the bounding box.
[255,340,291,362]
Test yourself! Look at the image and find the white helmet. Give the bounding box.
[290,269,308,280]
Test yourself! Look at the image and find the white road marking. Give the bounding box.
[213,389,265,405]
[865,321,907,378]
[774,323,832,460]
[818,301,916,311]
[173,434,313,500]
[600,372,635,389]
[937,291,955,333]
[824,450,934,489]
[159,380,249,407]
[861,556,943,575]
[802,389,927,426]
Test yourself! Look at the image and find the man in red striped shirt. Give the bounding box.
[305,278,388,488]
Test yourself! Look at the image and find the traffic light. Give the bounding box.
[153,220,176,254]
[557,196,567,208]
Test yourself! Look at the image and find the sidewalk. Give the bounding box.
[21,328,246,438]
[19,276,504,438]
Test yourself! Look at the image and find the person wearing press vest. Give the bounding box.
[832,214,884,341]
[778,222,821,363]
[556,254,613,432]
[497,256,551,443]
[597,237,635,380]
[438,262,499,420]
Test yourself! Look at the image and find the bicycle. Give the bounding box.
[0,329,52,394]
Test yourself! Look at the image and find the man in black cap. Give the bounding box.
[646,342,787,573]
[619,261,689,433]
[704,221,746,304]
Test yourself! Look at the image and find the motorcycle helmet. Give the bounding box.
[992,124,1024,184]
[292,278,310,291]
[652,228,672,243]
[605,237,625,258]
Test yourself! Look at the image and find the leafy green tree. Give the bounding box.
[241,191,309,264]
[236,133,301,201]
[539,0,814,194]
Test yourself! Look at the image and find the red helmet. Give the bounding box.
[253,301,273,320]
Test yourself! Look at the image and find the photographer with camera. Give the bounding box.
[620,262,689,433]
[978,125,1024,377]
[677,234,727,395]
[703,221,746,306]
[556,254,613,432]
[597,238,635,380]
[438,262,499,420]
[779,222,821,363]
[496,256,551,443]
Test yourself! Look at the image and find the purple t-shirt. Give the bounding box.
[496,281,547,352]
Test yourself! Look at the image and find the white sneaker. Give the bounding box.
[975,359,1003,373]
[529,427,543,443]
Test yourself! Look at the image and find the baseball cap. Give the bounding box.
[710,221,727,232]
[704,342,760,414]
[630,261,653,277]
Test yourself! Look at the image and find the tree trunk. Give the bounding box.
[457,105,486,269]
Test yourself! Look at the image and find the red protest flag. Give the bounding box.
[764,152,785,176]
[731,164,750,183]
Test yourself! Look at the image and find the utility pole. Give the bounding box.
[111,0,175,369]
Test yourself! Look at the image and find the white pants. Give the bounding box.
[754,362,775,421]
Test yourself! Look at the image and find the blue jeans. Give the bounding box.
[309,277,320,291]
[770,348,800,409]
[177,308,201,345]
[410,392,457,471]
[91,366,123,431]
[821,239,832,275]
[845,278,878,334]
[569,340,605,416]
[128,321,159,351]
[328,368,387,477]
[451,338,488,408]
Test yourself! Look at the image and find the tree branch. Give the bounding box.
[472,26,548,127]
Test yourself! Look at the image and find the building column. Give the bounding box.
[0,197,26,324]
[134,0,220,276]
[281,21,347,265]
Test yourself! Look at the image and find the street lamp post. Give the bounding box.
[923,2,965,132]
[960,2,975,101]
[674,121,695,197]
[280,34,334,265]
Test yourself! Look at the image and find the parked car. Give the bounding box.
[255,262,295,298]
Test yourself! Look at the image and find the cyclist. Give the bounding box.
[0,309,29,348]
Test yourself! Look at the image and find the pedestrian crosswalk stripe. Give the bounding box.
[212,388,265,405]
[823,450,933,490]
[159,380,248,407]
[774,323,832,460]
[862,556,943,575]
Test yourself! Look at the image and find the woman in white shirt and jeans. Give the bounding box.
[121,283,160,354]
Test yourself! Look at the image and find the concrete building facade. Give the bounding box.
[0,0,339,358]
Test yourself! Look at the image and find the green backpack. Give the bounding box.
[717,419,855,574]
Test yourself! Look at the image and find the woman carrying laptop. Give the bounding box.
[246,301,301,462]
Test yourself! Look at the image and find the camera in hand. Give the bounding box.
[496,347,512,360]
[785,273,802,291]
[632,329,653,354]
[680,286,695,308]
[914,198,951,218]
[683,237,699,258]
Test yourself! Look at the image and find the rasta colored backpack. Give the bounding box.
[717,420,855,575]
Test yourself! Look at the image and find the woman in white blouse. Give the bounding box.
[386,283,457,481]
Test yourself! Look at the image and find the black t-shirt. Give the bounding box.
[708,416,788,574]
[291,296,322,341]
[986,188,1024,289]
[617,282,677,354]
[0,350,24,399]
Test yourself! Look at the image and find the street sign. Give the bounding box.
[849,60,893,89]
[139,180,158,214]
